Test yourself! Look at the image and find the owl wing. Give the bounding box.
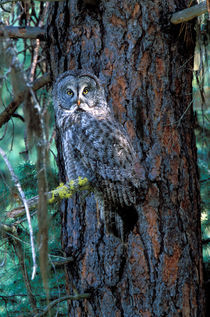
[72,119,139,184]
[72,118,141,207]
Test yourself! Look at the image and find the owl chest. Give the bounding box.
[62,127,92,179]
[62,128,81,161]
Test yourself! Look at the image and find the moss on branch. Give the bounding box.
[48,177,90,203]
[7,177,92,219]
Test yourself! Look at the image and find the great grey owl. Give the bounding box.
[53,70,141,239]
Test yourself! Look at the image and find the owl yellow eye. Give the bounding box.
[66,89,73,96]
[83,87,89,95]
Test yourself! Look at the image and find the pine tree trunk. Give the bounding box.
[47,1,205,315]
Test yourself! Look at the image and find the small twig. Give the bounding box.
[5,232,30,246]
[0,223,17,234]
[33,293,90,317]
[202,238,210,245]
[200,177,210,184]
[164,99,194,127]
[177,100,194,126]
[171,1,207,24]
[0,147,37,280]
[51,257,74,267]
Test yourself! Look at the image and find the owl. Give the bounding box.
[53,70,141,239]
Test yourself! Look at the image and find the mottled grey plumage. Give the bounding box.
[53,70,140,238]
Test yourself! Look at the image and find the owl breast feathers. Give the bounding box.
[53,70,141,237]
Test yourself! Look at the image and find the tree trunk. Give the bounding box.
[47,0,205,315]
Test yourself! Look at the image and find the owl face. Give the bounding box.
[53,71,110,121]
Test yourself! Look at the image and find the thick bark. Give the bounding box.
[47,0,205,316]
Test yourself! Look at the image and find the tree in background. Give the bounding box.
[0,0,209,316]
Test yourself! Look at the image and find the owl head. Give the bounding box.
[53,70,111,124]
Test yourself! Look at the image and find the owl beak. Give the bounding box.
[77,99,81,106]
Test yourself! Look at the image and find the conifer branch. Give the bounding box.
[0,147,37,280]
[171,1,207,24]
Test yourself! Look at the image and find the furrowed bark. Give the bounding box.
[46,0,205,315]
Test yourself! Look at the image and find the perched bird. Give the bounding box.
[53,70,142,238]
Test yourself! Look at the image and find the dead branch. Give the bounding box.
[0,73,51,129]
[51,257,74,267]
[0,223,17,234]
[171,1,207,24]
[0,26,46,40]
[34,293,90,317]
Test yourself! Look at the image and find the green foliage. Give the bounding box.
[17,162,38,197]
[194,107,210,268]
[0,162,66,317]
